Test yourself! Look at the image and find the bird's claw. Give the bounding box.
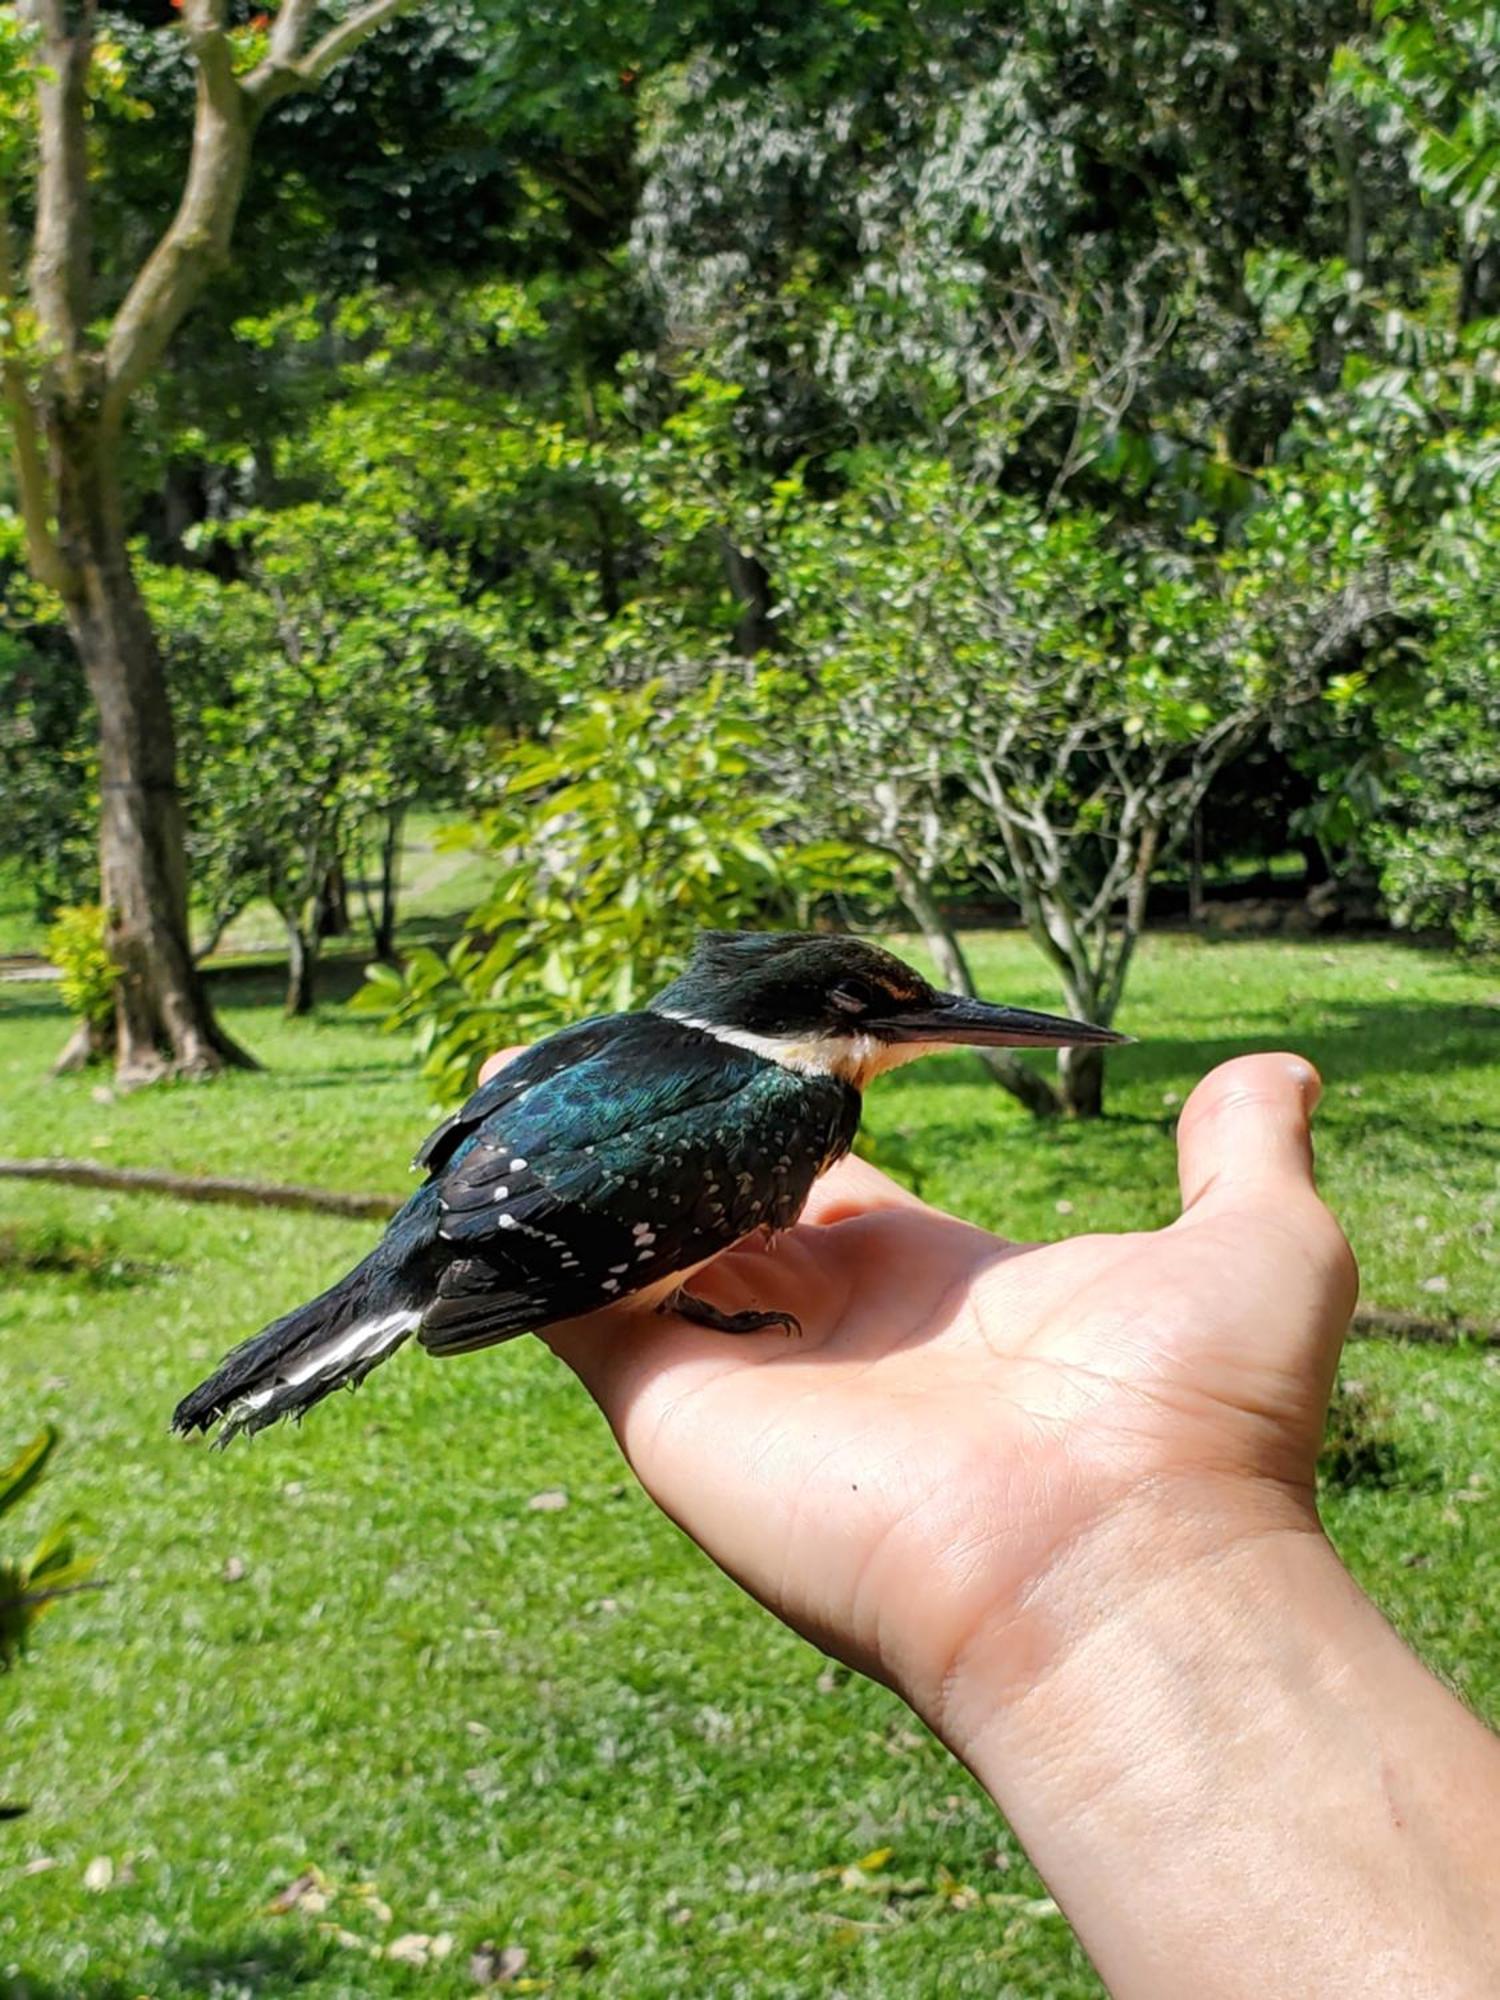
[661,1288,803,1338]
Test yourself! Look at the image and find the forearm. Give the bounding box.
[937,1492,1500,1999]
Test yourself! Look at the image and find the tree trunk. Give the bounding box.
[1057,1044,1105,1119]
[724,540,778,659]
[893,863,1061,1119]
[54,410,255,1085]
[373,808,403,962]
[1053,954,1114,1120]
[316,857,350,938]
[282,911,317,1016]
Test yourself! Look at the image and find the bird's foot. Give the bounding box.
[660,1288,802,1338]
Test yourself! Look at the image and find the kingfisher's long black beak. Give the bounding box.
[883,993,1130,1049]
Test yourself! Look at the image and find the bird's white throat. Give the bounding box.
[659,1011,937,1089]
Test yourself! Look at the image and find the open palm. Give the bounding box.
[520,1052,1358,1744]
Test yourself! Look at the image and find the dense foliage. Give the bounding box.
[1,0,1496,1102]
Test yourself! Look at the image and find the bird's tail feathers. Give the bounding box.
[172,1261,420,1446]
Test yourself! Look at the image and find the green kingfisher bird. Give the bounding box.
[173,931,1124,1443]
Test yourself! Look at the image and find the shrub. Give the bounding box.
[46,903,118,1030]
[356,678,874,1104]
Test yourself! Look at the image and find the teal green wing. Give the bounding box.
[419,1024,860,1354]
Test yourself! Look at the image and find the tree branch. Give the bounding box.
[23,0,94,395]
[245,0,415,108]
[103,0,414,424]
[0,192,73,595]
[101,0,252,424]
[268,0,320,64]
[0,1155,400,1221]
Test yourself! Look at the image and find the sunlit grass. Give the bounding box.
[0,932,1496,1998]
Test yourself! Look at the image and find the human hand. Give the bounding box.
[478,1046,1358,1762]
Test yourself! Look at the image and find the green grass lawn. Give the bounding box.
[1,933,1497,1999]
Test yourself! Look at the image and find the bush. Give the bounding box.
[46,903,118,1030]
[356,678,874,1104]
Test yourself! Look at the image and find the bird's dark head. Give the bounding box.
[650,932,1127,1086]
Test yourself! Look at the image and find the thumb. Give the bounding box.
[1174,1051,1358,1324]
[1176,1052,1323,1215]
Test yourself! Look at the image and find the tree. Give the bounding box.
[145,506,521,1014]
[0,0,412,1083]
[1336,0,1500,321]
[772,452,1392,1116]
[1327,455,1500,953]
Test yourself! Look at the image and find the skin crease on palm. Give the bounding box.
[477,1044,1360,1744]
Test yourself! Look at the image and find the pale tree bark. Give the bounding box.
[280,909,318,1018]
[4,0,414,1083]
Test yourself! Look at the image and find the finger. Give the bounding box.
[1175,1052,1323,1217]
[478,1045,526,1086]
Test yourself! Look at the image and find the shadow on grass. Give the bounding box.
[0,1222,167,1290]
[205,956,378,1011]
[1319,1377,1439,1495]
[166,1932,344,1994]
[0,988,73,1023]
[2,1933,338,1999]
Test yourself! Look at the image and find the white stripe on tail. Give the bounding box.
[226,1309,420,1429]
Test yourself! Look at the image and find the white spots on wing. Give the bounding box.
[632,1223,656,1247]
[490,1185,509,1202]
[609,1263,629,1275]
[637,1250,654,1263]
[601,1278,620,1294]
[509,1157,528,1172]
[491,1211,571,1261]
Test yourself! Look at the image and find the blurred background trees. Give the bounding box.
[1,0,1495,1113]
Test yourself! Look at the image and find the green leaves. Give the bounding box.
[356,678,867,1103]
[1336,2,1500,255]
[142,505,527,992]
[1355,499,1500,950]
[45,903,118,1031]
[0,1426,98,1676]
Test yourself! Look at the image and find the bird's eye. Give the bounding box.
[830,979,876,1015]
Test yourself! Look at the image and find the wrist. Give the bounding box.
[923,1471,1327,1780]
[921,1479,1500,1999]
